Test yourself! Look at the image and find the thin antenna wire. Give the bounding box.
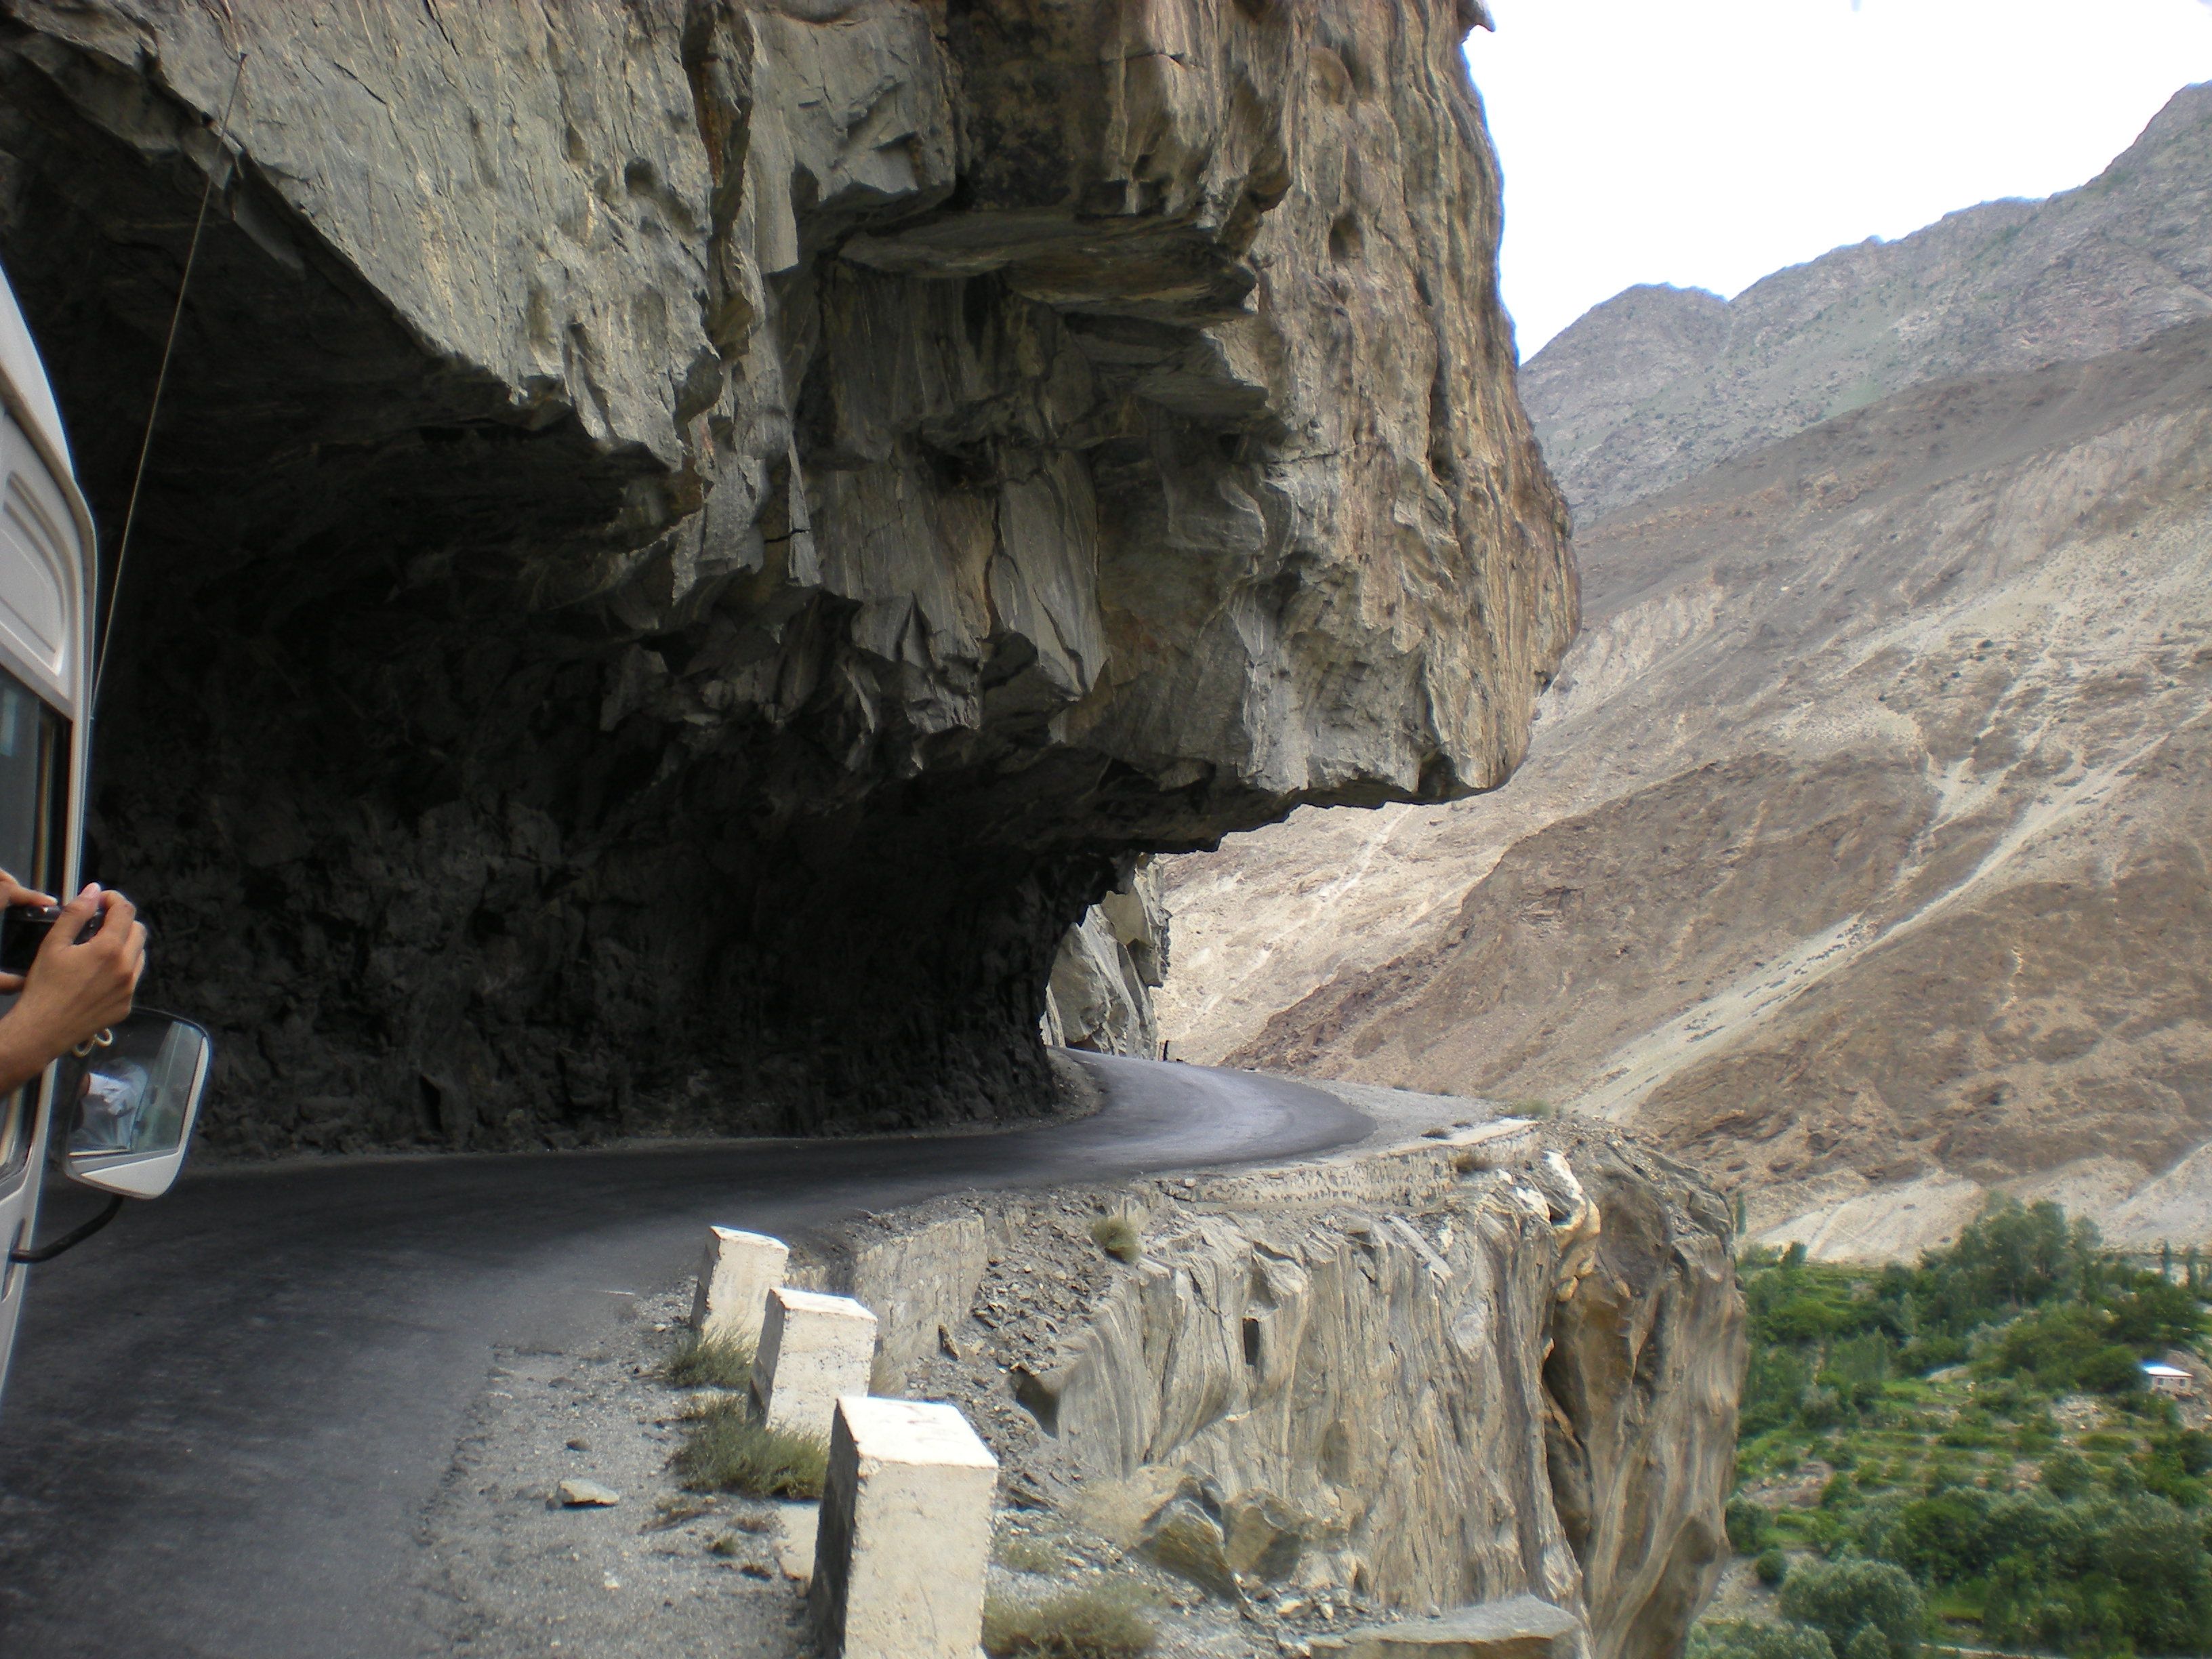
[92,49,247,711]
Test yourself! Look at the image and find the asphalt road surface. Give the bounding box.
[0,1053,1366,1658]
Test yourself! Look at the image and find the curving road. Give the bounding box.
[0,1053,1366,1658]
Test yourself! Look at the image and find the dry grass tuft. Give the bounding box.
[1090,1212,1143,1265]
[994,1528,1067,1575]
[983,1584,1156,1658]
[672,1397,827,1500]
[661,1329,756,1390]
[640,1494,716,1532]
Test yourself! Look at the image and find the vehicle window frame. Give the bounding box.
[0,666,67,1196]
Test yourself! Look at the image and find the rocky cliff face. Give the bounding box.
[1041,859,1169,1057]
[802,1100,1742,1659]
[1162,87,2212,1256]
[0,0,1569,1151]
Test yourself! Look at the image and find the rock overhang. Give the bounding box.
[0,0,1572,1150]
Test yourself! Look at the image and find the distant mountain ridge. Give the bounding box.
[1523,83,2212,520]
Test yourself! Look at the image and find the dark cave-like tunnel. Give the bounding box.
[0,24,1126,1153]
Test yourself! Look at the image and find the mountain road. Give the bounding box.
[0,1053,1367,1658]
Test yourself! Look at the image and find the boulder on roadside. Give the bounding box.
[1309,1593,1585,1659]
[556,1479,621,1508]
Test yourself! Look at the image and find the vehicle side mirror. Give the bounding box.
[56,1010,211,1199]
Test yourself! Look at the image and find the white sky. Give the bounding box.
[1465,0,2212,357]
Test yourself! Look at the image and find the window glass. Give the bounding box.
[0,668,64,1185]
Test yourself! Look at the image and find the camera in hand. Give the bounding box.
[0,904,103,976]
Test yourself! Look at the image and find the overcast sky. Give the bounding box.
[1466,0,2212,358]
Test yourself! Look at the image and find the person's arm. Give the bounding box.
[0,884,148,1095]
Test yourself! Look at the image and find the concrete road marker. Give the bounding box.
[809,1395,998,1659]
[752,1287,878,1437]
[689,1225,790,1347]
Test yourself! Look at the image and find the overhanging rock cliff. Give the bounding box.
[0,0,1571,1151]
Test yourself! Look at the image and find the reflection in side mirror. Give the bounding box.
[58,1010,211,1199]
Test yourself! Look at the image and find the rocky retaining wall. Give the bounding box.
[787,1110,1742,1659]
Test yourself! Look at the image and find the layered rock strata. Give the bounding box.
[1041,858,1170,1057]
[0,0,1570,1150]
[796,1106,1743,1659]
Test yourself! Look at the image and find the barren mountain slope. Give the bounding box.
[1524,82,2212,519]
[1166,314,2212,1254]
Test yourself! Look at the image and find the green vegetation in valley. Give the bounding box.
[1713,1197,2212,1658]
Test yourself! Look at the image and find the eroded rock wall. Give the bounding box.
[0,0,1571,1150]
[1042,858,1168,1057]
[800,1114,1742,1659]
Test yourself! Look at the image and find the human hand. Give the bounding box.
[0,865,58,994]
[7,884,146,1057]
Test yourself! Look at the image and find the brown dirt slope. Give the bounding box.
[1169,311,2212,1255]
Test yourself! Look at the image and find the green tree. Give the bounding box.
[1885,1489,1990,1584]
[1984,1303,2142,1395]
[2041,1450,2093,1499]
[2106,1275,2207,1349]
[1726,1496,1774,1555]
[1778,1559,1923,1659]
[1689,1622,1835,1659]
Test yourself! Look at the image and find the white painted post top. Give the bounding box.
[710,1224,785,1251]
[692,1226,790,1340]
[774,1287,878,1324]
[836,1396,1000,1471]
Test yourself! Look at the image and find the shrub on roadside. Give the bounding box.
[995,1528,1067,1576]
[1090,1214,1143,1265]
[671,1397,827,1500]
[661,1329,756,1390]
[982,1584,1156,1658]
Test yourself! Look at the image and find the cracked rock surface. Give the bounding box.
[0,0,1568,1152]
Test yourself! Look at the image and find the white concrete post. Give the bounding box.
[752,1287,878,1437]
[689,1225,790,1348]
[809,1396,998,1659]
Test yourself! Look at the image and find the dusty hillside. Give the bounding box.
[1206,315,2212,1251]
[1526,82,2212,520]
[1162,85,2212,1254]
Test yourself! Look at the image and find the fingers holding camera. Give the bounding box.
[0,865,55,912]
[14,884,145,1054]
[0,865,58,993]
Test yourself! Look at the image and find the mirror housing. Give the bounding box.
[56,1009,211,1199]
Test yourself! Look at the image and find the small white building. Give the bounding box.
[2142,1361,2196,1400]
